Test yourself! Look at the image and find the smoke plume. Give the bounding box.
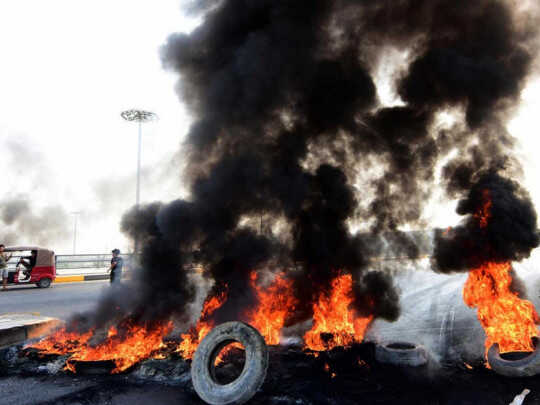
[434,170,539,272]
[0,135,71,248]
[83,0,539,332]
[0,197,71,247]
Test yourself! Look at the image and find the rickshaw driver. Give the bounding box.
[18,250,37,278]
[0,244,13,291]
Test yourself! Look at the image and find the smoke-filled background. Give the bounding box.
[72,0,537,332]
[0,134,72,247]
[434,170,540,273]
[1,0,539,334]
[0,1,198,254]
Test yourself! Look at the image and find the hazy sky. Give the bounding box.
[0,0,539,254]
[0,0,199,253]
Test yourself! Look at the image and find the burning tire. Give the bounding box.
[191,321,269,405]
[375,342,428,367]
[487,341,540,377]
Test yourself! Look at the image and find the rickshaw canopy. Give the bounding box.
[4,246,55,267]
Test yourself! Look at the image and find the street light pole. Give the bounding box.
[71,211,80,254]
[136,119,142,208]
[120,109,158,254]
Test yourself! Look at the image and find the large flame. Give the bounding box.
[65,321,172,373]
[30,321,172,373]
[179,272,297,361]
[304,273,373,351]
[245,271,297,345]
[463,189,539,355]
[178,288,228,359]
[464,261,539,354]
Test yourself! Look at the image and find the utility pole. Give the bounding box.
[70,211,80,254]
[120,109,158,254]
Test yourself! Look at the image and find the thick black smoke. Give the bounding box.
[85,0,539,332]
[433,171,539,272]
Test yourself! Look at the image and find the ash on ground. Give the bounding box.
[0,343,538,405]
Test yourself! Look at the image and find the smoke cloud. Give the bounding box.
[83,0,539,332]
[0,135,71,248]
[0,196,71,247]
[434,170,539,272]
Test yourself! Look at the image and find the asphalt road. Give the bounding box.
[0,281,109,320]
[0,376,196,405]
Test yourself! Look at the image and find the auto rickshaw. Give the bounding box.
[4,246,56,288]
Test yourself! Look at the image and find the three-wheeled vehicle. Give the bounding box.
[4,246,56,288]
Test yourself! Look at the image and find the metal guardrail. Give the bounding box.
[6,254,135,273]
[56,254,135,272]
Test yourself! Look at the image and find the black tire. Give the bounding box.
[487,342,540,377]
[191,321,268,405]
[37,278,52,288]
[375,342,428,367]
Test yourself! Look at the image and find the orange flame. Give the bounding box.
[474,189,492,229]
[464,261,539,354]
[463,189,539,357]
[304,273,373,351]
[29,327,93,355]
[65,321,172,373]
[30,321,172,373]
[178,288,228,360]
[245,271,297,345]
[179,272,297,361]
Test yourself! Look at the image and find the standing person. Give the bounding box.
[0,245,13,291]
[108,249,123,284]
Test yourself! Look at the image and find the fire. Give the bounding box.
[245,271,297,345]
[179,272,296,361]
[474,189,492,229]
[178,288,228,359]
[463,261,539,354]
[323,363,336,378]
[29,327,93,355]
[463,188,539,356]
[304,273,373,351]
[65,321,172,373]
[30,321,172,373]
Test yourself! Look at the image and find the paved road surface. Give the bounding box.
[0,376,196,405]
[0,281,108,320]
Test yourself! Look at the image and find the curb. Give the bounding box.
[54,274,110,283]
[0,314,62,348]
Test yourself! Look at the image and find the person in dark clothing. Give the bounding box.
[18,250,37,278]
[108,249,123,284]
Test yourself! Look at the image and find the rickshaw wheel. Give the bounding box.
[37,278,52,288]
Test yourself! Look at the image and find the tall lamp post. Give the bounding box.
[120,109,158,254]
[70,211,80,254]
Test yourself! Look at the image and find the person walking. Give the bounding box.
[0,244,13,291]
[108,248,123,284]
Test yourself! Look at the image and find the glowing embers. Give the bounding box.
[474,189,492,229]
[30,321,172,373]
[246,271,297,345]
[29,327,93,355]
[304,273,373,351]
[178,288,228,360]
[463,261,539,354]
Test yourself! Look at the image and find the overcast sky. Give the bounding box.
[0,0,199,254]
[0,0,539,254]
